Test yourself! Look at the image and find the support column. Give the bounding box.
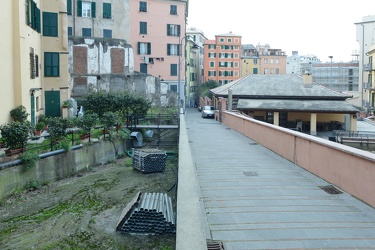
[350,114,357,131]
[273,112,279,126]
[310,113,317,135]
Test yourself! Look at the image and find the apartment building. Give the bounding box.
[186,27,206,107]
[256,44,287,75]
[0,0,69,125]
[365,44,375,113]
[204,32,242,85]
[67,0,130,40]
[129,0,188,97]
[241,44,260,77]
[355,15,375,108]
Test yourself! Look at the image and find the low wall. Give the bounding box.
[0,139,129,200]
[219,111,375,208]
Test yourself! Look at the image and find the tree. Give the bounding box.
[198,80,219,99]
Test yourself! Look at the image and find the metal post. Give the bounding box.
[329,55,333,89]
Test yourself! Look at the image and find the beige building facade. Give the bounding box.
[0,0,69,125]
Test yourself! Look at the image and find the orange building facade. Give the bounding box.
[203,32,242,85]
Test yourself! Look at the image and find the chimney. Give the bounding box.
[303,71,313,88]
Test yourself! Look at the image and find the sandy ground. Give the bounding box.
[0,157,177,250]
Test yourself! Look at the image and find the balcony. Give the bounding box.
[364,63,373,71]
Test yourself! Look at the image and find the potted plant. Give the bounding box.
[62,100,71,108]
[10,105,29,122]
[34,121,45,136]
[0,121,32,156]
[78,113,99,141]
[101,111,121,136]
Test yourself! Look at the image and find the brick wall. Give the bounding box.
[111,48,124,74]
[73,46,88,74]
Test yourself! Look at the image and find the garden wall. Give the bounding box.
[0,139,129,200]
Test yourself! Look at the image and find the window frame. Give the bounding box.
[103,29,112,38]
[170,5,177,15]
[42,12,58,37]
[103,2,111,19]
[170,64,177,76]
[140,1,147,12]
[82,28,92,37]
[138,42,151,55]
[44,52,60,77]
[167,24,180,36]
[140,21,147,34]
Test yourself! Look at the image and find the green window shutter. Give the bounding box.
[91,2,96,18]
[77,0,82,17]
[167,24,170,36]
[26,0,30,25]
[147,43,151,55]
[167,44,171,55]
[43,12,58,37]
[67,0,72,15]
[137,42,140,54]
[177,25,180,36]
[36,8,41,33]
[103,3,111,18]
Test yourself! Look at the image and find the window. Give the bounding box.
[103,29,112,38]
[103,3,111,18]
[42,12,58,37]
[170,85,177,92]
[167,24,180,36]
[253,59,258,64]
[208,71,216,76]
[140,22,147,34]
[228,38,232,43]
[44,52,59,77]
[264,58,268,64]
[82,28,91,37]
[35,55,39,77]
[270,68,274,74]
[234,62,238,68]
[170,64,177,76]
[138,42,151,55]
[68,26,72,35]
[140,63,147,74]
[170,5,177,15]
[220,38,224,42]
[270,59,274,64]
[208,53,216,58]
[30,48,35,79]
[26,0,41,32]
[276,58,279,64]
[140,1,147,12]
[276,68,280,74]
[78,1,96,18]
[167,44,180,55]
[210,62,215,67]
[67,0,72,15]
[208,45,216,49]
[264,68,268,74]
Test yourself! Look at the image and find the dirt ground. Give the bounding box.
[0,156,177,250]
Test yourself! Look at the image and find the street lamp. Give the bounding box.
[178,35,199,114]
[329,55,333,89]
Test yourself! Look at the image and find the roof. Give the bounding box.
[210,74,352,100]
[237,99,359,113]
[216,32,241,37]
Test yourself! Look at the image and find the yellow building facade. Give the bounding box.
[0,0,69,125]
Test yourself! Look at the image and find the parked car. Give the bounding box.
[202,105,215,118]
[198,105,202,112]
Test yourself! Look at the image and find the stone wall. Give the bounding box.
[0,139,129,200]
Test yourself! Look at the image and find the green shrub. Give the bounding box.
[0,121,32,150]
[19,151,40,172]
[10,105,29,122]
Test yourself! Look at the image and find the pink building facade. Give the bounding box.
[203,32,242,85]
[129,0,188,94]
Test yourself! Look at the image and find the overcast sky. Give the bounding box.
[187,0,374,62]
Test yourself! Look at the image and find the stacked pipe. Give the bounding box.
[132,148,167,173]
[117,192,175,235]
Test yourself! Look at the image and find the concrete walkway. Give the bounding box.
[182,108,375,249]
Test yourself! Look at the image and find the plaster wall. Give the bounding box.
[219,111,375,208]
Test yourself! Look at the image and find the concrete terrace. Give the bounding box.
[176,108,375,250]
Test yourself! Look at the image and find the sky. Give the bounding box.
[187,0,374,62]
